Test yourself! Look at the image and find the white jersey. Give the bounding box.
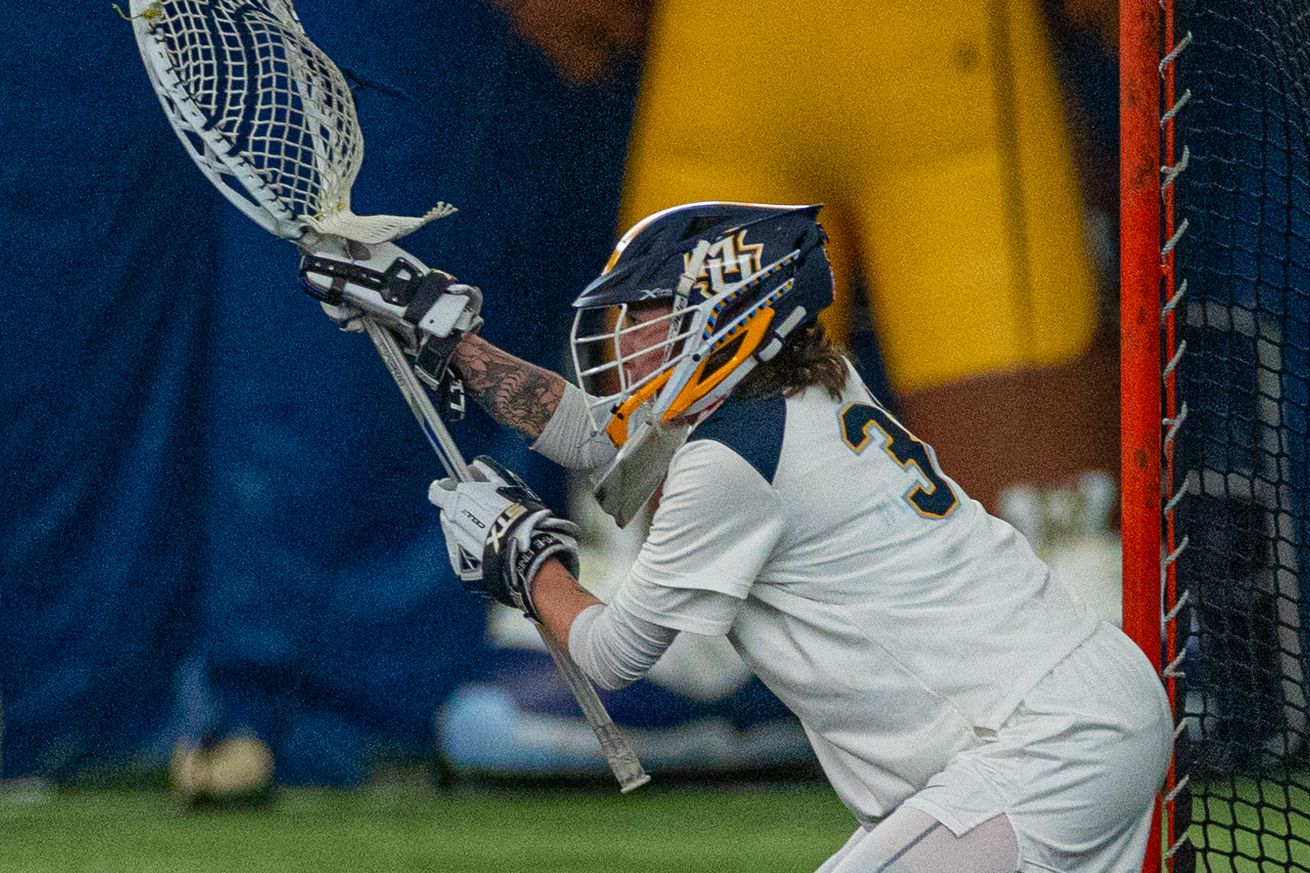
[612,363,1100,821]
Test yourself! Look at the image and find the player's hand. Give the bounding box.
[428,457,580,621]
[491,0,651,86]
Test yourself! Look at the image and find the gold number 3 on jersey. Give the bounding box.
[838,402,960,519]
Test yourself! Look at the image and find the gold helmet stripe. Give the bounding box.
[660,307,776,421]
[604,369,674,446]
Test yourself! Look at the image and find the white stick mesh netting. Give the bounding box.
[132,0,453,243]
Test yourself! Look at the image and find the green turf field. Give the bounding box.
[0,784,854,873]
[1188,775,1310,872]
[6,779,1310,872]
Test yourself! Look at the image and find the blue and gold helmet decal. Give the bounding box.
[683,229,765,299]
[574,201,826,311]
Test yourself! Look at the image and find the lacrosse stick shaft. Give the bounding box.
[362,318,650,793]
[536,623,651,793]
[362,318,469,481]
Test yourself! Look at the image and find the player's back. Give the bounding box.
[683,362,1099,818]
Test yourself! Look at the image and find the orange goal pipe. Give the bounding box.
[1120,0,1164,869]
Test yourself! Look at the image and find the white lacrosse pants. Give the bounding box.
[819,623,1172,872]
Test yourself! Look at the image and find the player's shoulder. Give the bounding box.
[686,390,788,486]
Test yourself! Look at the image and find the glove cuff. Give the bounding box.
[514,534,580,621]
[485,514,579,622]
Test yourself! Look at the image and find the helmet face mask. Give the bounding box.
[571,299,695,446]
[570,201,833,525]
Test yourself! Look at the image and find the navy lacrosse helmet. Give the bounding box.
[569,201,832,448]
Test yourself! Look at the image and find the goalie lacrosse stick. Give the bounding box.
[127,0,648,792]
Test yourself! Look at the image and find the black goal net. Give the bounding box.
[1172,0,1310,869]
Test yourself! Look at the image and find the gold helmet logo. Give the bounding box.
[684,230,764,297]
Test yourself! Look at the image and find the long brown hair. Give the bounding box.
[733,322,848,400]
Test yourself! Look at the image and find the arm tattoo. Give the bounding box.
[452,335,565,439]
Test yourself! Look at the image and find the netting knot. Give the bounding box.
[113,2,163,22]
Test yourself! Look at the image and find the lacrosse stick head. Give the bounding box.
[129,0,454,244]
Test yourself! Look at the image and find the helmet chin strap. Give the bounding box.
[591,391,724,528]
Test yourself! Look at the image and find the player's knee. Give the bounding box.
[828,812,1018,873]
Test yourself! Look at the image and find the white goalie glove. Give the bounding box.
[300,238,482,388]
[429,457,581,622]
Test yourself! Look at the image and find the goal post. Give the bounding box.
[1120,0,1167,865]
[1121,1,1310,870]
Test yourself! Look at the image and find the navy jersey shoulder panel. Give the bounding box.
[688,392,787,485]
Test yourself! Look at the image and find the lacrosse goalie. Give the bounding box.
[312,202,1171,871]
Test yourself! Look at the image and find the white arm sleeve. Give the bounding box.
[530,381,617,472]
[567,583,744,691]
[567,603,675,691]
[566,439,782,689]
